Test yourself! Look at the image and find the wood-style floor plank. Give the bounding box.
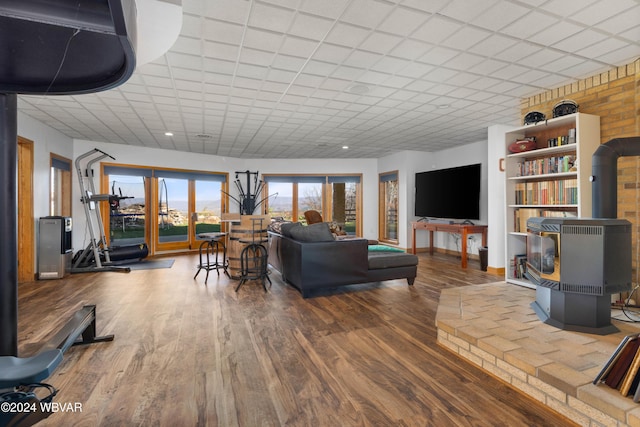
[14,252,577,426]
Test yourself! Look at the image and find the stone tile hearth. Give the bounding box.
[436,282,640,427]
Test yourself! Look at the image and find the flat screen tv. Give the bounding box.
[415,163,481,220]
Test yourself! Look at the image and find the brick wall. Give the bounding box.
[521,58,640,287]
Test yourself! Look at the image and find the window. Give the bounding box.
[50,154,72,216]
[379,171,398,243]
[263,174,361,235]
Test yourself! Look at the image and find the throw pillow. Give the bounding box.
[368,244,406,253]
[280,221,301,238]
[288,222,335,242]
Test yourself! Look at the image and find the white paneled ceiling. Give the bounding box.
[17,0,640,158]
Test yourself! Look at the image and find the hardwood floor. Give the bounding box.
[16,252,576,426]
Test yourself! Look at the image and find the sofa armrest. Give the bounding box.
[269,232,370,289]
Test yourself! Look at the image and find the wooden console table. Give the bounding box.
[411,222,488,268]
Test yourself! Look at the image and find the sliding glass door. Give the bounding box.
[103,164,227,254]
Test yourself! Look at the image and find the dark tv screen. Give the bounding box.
[415,164,481,220]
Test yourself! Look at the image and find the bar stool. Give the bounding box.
[235,218,271,292]
[194,232,228,284]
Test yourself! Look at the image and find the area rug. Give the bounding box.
[126,259,175,270]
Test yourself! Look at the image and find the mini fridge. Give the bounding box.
[38,216,72,279]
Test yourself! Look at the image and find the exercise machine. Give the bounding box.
[72,149,148,273]
[0,305,113,426]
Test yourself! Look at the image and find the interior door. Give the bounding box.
[18,137,34,282]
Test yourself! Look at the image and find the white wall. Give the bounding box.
[487,125,511,270]
[17,112,75,267]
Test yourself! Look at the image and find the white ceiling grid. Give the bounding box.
[17,0,640,158]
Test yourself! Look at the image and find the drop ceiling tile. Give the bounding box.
[469,34,518,57]
[304,60,338,76]
[312,43,354,64]
[203,18,245,44]
[380,75,414,89]
[441,26,492,51]
[595,45,640,66]
[492,42,542,63]
[377,6,430,37]
[180,14,202,38]
[203,41,240,62]
[203,58,237,75]
[340,0,395,29]
[370,56,411,74]
[571,0,638,26]
[357,70,393,85]
[326,22,371,48]
[343,49,383,69]
[471,1,530,31]
[279,36,321,58]
[500,11,561,40]
[294,73,326,88]
[389,39,433,61]
[199,0,251,23]
[395,61,434,78]
[298,0,350,19]
[290,13,335,41]
[442,52,485,71]
[411,15,460,44]
[552,28,610,53]
[596,7,640,35]
[440,0,499,22]
[419,46,459,66]
[399,0,449,14]
[271,54,308,71]
[527,21,584,46]
[330,65,366,80]
[243,28,285,52]
[538,0,599,18]
[249,2,296,33]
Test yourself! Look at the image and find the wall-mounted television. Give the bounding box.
[415,163,481,220]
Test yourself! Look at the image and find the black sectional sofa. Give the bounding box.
[267,222,418,298]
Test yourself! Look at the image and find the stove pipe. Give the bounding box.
[591,137,640,219]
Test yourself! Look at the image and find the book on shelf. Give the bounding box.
[510,254,527,279]
[514,179,578,205]
[516,155,576,177]
[514,208,540,232]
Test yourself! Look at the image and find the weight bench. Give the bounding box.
[0,305,113,426]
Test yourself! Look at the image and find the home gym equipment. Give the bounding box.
[72,148,148,273]
[224,170,276,215]
[0,305,113,427]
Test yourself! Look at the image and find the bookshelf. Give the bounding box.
[504,113,600,288]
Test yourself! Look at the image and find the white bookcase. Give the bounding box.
[504,113,600,288]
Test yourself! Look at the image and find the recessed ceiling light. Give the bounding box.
[164,131,173,136]
[437,104,450,109]
[347,84,369,95]
[342,145,349,150]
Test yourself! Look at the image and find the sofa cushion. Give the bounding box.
[368,252,419,270]
[280,221,301,238]
[288,222,335,242]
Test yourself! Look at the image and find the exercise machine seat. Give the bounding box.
[0,350,63,388]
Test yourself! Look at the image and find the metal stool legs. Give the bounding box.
[235,243,271,292]
[194,235,228,284]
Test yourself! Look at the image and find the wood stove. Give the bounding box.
[526,217,631,334]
